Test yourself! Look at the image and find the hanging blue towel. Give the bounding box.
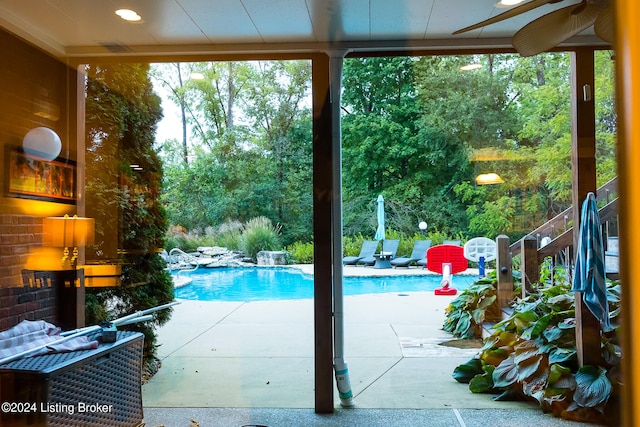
[572,192,611,331]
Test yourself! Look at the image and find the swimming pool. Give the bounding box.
[174,267,477,302]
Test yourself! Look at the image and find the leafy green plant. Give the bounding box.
[240,216,283,261]
[216,220,243,250]
[343,234,373,257]
[443,272,500,339]
[164,225,216,252]
[286,241,314,264]
[452,273,622,424]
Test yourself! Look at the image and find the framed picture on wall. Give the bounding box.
[5,146,76,204]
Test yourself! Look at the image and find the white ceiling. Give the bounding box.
[0,0,607,60]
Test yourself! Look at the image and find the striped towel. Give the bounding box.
[0,319,98,360]
[572,192,611,331]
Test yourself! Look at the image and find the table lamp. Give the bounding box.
[43,215,95,269]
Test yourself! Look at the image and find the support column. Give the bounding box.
[570,48,600,367]
[616,1,640,425]
[495,235,513,311]
[521,236,538,297]
[312,53,335,413]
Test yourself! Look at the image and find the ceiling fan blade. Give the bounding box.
[512,2,604,56]
[453,0,559,35]
[594,3,614,44]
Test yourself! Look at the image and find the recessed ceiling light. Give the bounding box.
[189,72,205,80]
[115,9,142,22]
[460,64,482,71]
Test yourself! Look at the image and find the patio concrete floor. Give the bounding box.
[142,265,596,426]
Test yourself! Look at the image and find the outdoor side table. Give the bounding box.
[0,330,144,427]
[373,253,393,269]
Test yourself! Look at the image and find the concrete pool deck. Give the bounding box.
[142,266,593,426]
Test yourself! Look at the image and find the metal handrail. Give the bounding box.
[168,248,199,276]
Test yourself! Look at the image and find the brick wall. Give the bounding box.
[0,215,42,289]
[0,28,77,330]
[0,284,56,331]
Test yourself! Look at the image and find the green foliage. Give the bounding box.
[156,61,312,247]
[240,216,282,261]
[286,241,314,264]
[216,220,243,251]
[164,225,216,252]
[84,63,174,368]
[451,269,622,423]
[156,52,617,248]
[342,234,372,257]
[443,272,500,339]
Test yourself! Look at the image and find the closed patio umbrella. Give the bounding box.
[374,195,385,242]
[572,192,610,331]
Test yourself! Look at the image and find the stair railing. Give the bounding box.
[168,248,200,277]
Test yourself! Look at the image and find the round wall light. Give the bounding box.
[22,127,62,161]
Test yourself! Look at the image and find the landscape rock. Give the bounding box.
[166,247,255,270]
[257,251,288,266]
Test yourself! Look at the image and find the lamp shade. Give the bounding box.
[43,215,95,247]
[475,173,504,185]
[23,127,62,161]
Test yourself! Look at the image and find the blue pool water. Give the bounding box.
[174,267,477,302]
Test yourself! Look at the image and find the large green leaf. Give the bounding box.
[477,294,497,309]
[472,307,486,324]
[547,363,572,385]
[469,365,495,393]
[481,347,510,367]
[514,340,542,364]
[480,336,500,352]
[542,285,572,298]
[548,346,577,364]
[573,366,612,411]
[513,311,538,333]
[547,294,575,311]
[528,313,552,339]
[492,355,519,388]
[516,353,545,382]
[452,357,483,383]
[542,325,563,342]
[453,311,472,338]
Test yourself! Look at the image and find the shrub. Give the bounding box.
[216,220,243,250]
[286,241,314,264]
[164,225,214,252]
[241,216,282,261]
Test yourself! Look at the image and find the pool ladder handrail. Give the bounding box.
[168,247,200,277]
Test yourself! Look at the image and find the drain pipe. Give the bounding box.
[329,49,354,407]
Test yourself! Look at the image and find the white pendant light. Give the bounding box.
[22,127,62,161]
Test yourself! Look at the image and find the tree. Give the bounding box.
[84,63,174,368]
[155,60,313,245]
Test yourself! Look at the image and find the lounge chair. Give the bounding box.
[343,240,379,265]
[390,240,432,268]
[359,239,400,266]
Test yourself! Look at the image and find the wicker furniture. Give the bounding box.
[0,330,144,427]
